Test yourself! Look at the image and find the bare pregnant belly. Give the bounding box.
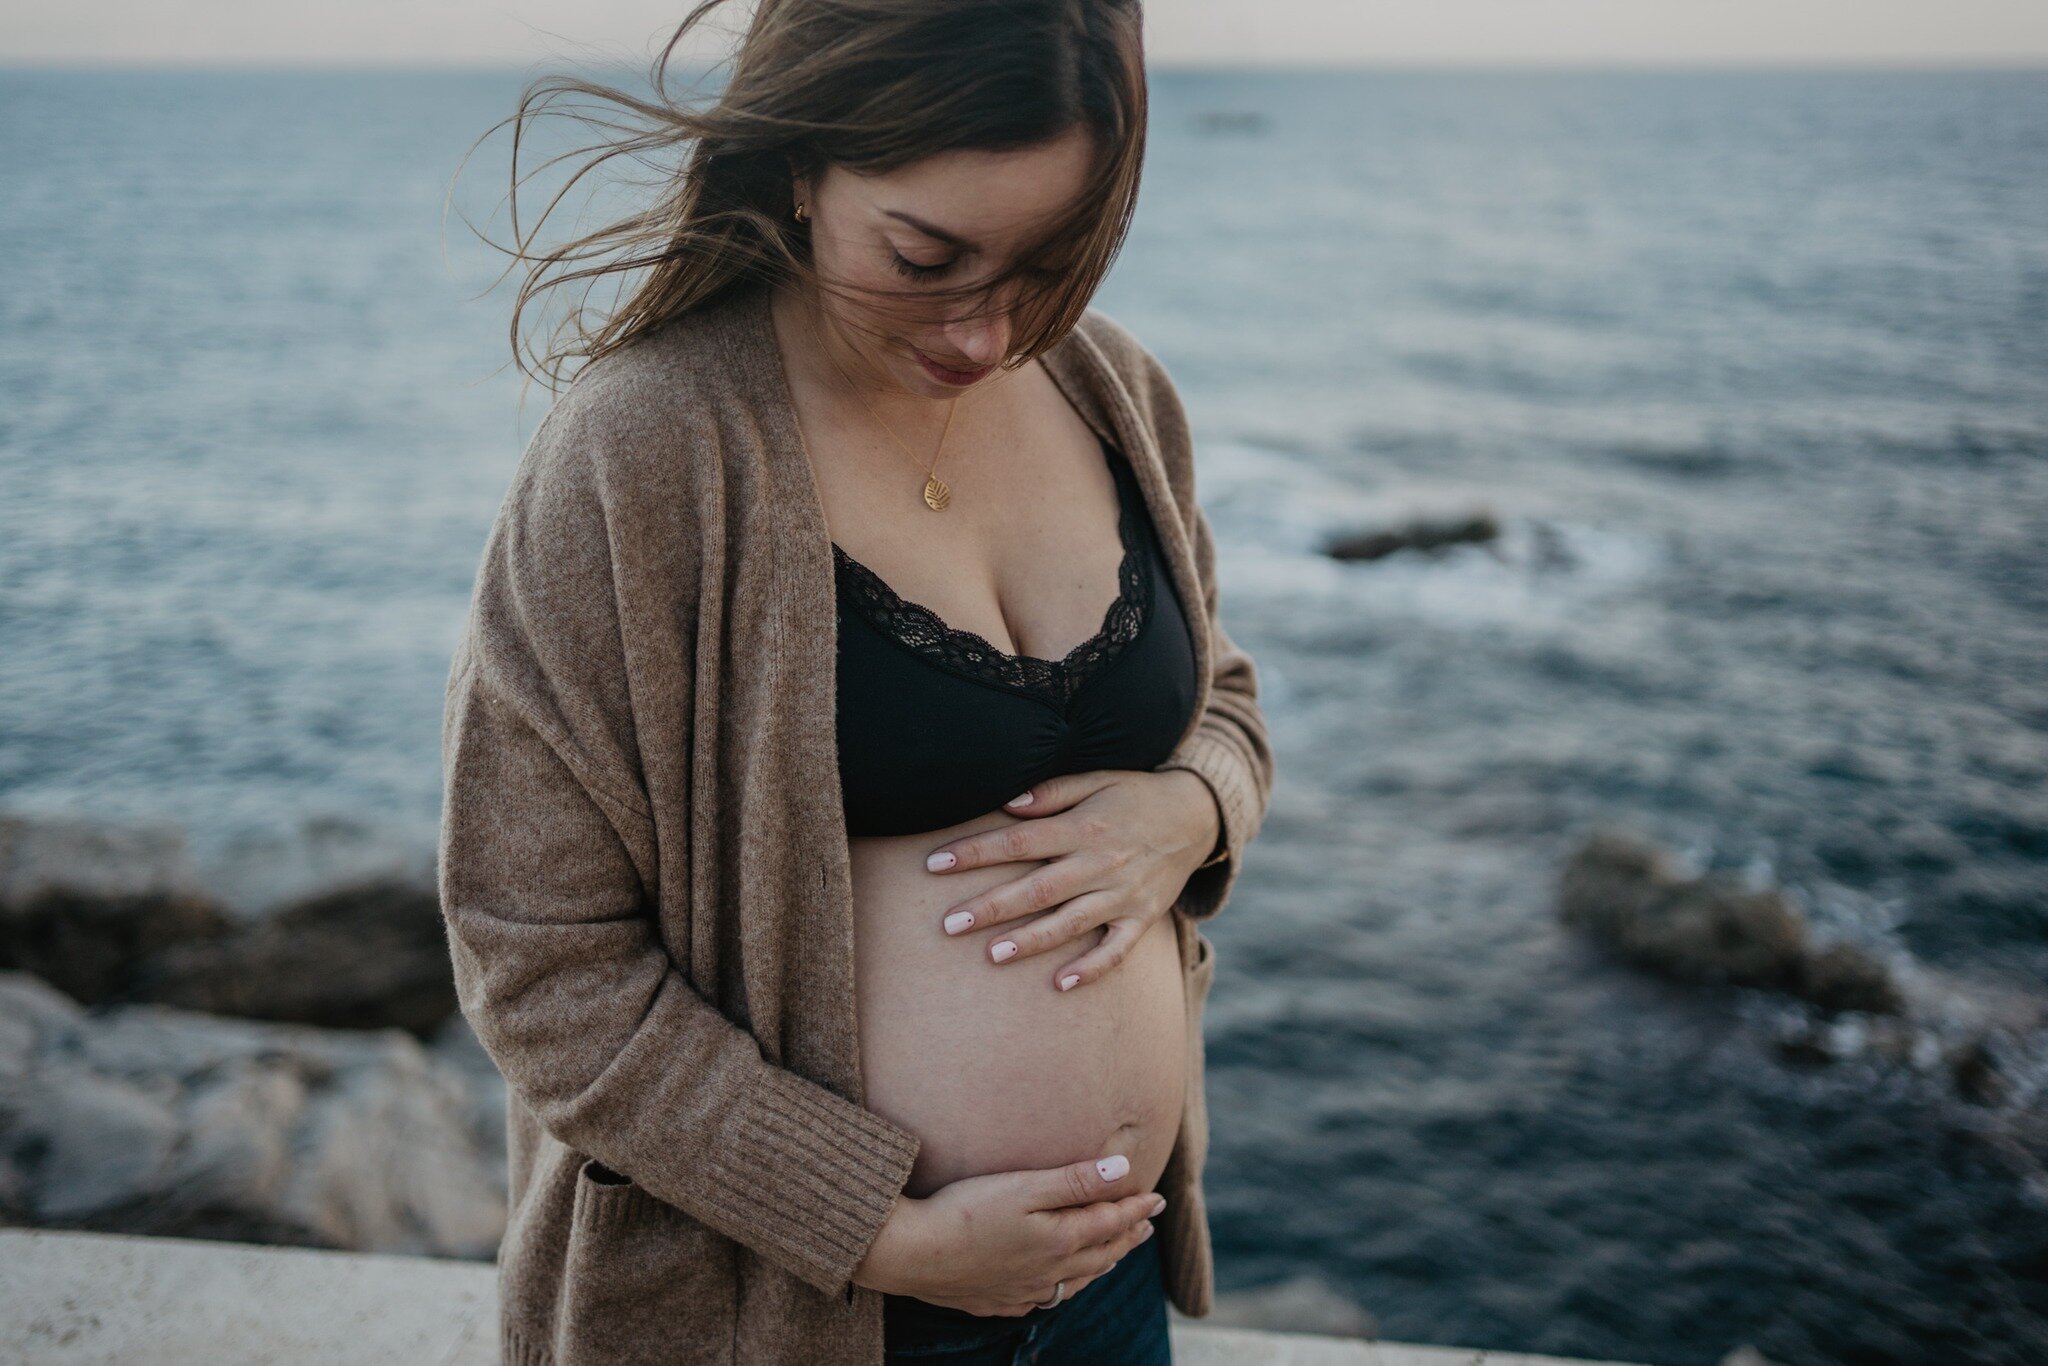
[850,812,1189,1201]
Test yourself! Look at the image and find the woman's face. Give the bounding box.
[793,126,1095,398]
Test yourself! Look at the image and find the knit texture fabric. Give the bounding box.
[437,276,1276,1365]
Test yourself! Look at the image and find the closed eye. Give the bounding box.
[890,250,955,281]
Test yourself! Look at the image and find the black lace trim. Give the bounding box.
[832,452,1150,706]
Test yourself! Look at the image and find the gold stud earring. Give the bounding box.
[793,202,809,223]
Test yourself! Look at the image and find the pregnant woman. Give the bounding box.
[437,2,1273,1364]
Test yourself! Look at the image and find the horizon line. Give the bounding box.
[3,55,2046,73]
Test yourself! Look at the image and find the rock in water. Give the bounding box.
[1555,828,1903,1015]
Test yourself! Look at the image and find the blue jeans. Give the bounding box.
[882,1228,1173,1364]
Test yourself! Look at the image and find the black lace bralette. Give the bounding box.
[829,436,1151,708]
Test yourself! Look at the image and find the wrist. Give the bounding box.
[854,1191,929,1296]
[1165,768,1225,870]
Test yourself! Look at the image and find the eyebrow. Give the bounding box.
[883,209,977,252]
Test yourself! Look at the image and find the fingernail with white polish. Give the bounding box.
[1096,1154,1129,1182]
[1005,792,1033,808]
[1058,974,1080,991]
[944,911,974,935]
[991,940,1017,962]
[926,851,956,872]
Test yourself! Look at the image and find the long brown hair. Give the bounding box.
[447,0,1150,405]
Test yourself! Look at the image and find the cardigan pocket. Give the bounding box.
[551,1157,739,1365]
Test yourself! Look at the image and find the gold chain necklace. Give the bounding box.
[800,303,964,512]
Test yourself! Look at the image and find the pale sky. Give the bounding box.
[2,0,2045,67]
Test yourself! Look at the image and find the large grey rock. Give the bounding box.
[0,813,454,1033]
[137,877,455,1034]
[0,814,235,1006]
[0,971,502,1258]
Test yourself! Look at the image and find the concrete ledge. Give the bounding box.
[0,1229,1651,1365]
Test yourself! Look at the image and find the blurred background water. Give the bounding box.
[2,64,2045,1365]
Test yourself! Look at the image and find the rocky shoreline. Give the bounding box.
[3,808,2037,1343]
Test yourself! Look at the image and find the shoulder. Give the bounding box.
[1070,304,1167,394]
[502,286,765,547]
[460,308,739,778]
[520,291,750,489]
[1068,305,1197,504]
[476,288,760,653]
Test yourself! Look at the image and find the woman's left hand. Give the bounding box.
[922,769,1222,992]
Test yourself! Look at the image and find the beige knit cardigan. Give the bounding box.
[437,276,1275,1366]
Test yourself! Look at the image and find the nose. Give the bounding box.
[931,300,1014,370]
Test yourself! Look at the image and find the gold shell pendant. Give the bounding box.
[923,475,952,511]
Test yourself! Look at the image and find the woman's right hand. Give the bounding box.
[852,1154,1165,1315]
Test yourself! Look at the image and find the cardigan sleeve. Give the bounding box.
[1153,496,1275,923]
[1128,342,1277,924]
[437,394,919,1302]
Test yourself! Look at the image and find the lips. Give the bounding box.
[916,349,993,385]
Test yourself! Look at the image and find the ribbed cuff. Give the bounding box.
[1155,726,1261,921]
[501,1321,552,1366]
[1160,727,1256,854]
[690,1062,921,1301]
